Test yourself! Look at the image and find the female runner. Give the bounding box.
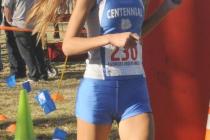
[27,0,181,139]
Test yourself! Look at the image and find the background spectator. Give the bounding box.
[2,0,26,77]
[4,0,48,81]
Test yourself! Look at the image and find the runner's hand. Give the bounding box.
[108,32,140,49]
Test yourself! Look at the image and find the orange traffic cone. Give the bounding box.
[0,114,8,121]
[6,123,16,133]
[51,92,64,102]
[205,102,210,140]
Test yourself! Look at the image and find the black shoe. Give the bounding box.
[39,74,48,81]
[27,77,39,83]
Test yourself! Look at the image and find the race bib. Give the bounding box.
[104,43,144,76]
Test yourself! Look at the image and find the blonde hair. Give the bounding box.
[26,0,68,45]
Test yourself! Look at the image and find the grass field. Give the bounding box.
[0,25,119,140]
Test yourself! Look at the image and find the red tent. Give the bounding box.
[144,0,210,140]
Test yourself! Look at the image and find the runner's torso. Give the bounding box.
[84,0,145,80]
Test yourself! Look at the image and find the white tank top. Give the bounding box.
[84,0,145,80]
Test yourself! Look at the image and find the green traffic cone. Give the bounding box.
[15,89,36,140]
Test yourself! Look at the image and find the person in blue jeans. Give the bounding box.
[28,0,181,139]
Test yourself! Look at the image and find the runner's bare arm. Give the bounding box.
[62,0,139,56]
[141,0,181,36]
[62,0,109,56]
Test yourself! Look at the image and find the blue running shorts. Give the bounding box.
[75,75,152,124]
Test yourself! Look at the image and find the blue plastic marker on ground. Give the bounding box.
[35,89,56,114]
[6,75,16,88]
[22,81,31,92]
[52,128,68,140]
